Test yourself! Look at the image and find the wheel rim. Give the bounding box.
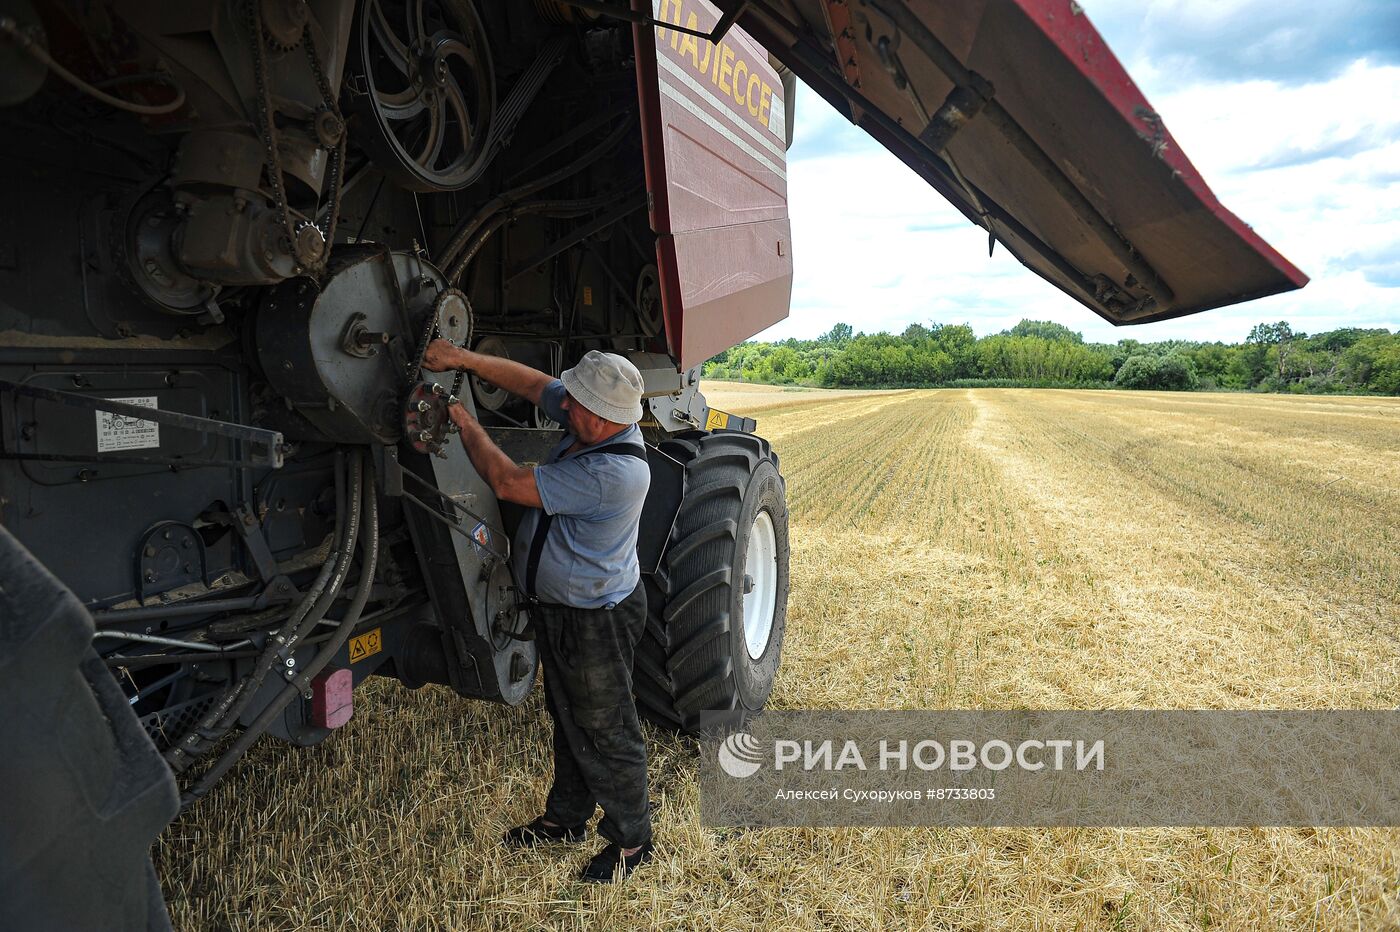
[742,509,778,660]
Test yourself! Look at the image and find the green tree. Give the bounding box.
[819,322,854,346]
[926,324,973,378]
[1006,319,1084,343]
[1247,321,1305,385]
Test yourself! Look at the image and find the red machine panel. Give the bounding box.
[634,0,794,369]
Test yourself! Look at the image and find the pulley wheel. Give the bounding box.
[469,335,512,412]
[119,187,214,314]
[635,264,664,338]
[347,0,495,192]
[532,405,560,430]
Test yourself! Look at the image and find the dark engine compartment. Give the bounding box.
[0,0,673,794]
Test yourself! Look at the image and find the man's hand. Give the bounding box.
[446,398,475,431]
[423,339,553,407]
[422,338,469,373]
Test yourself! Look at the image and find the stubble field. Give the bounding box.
[158,385,1400,930]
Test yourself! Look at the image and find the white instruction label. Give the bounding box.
[96,396,160,452]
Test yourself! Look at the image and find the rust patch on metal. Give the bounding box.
[1133,105,1169,160]
[822,0,862,88]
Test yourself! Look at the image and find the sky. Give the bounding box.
[757,0,1400,344]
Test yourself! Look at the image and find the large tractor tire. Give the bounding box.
[634,430,789,731]
[0,525,179,931]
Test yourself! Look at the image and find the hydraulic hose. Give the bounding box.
[182,458,379,806]
[0,17,186,115]
[166,451,362,771]
[439,117,635,277]
[209,454,363,724]
[447,180,645,288]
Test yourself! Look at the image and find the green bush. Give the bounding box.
[1112,355,1158,389]
[1112,353,1199,391]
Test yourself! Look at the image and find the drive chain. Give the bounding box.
[247,0,344,274]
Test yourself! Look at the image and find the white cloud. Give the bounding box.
[759,6,1400,345]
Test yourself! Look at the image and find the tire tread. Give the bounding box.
[633,431,785,731]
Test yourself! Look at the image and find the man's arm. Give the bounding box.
[422,339,554,406]
[447,403,543,508]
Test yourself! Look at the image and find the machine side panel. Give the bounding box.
[634,0,794,369]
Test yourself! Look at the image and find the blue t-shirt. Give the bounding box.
[511,380,650,609]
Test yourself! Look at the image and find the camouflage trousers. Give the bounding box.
[534,581,652,848]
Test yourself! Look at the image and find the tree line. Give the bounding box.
[701,320,1400,394]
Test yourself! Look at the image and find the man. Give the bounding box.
[421,338,654,883]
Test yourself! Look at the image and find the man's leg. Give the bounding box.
[550,583,652,850]
[533,605,597,829]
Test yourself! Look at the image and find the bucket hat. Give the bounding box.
[560,350,645,424]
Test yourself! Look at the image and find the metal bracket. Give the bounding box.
[233,505,279,583]
[374,443,404,497]
[399,468,511,563]
[918,77,994,154]
[556,0,750,43]
[205,505,280,584]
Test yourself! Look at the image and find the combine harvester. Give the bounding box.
[0,0,1303,925]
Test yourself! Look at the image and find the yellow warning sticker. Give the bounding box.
[582,285,593,306]
[349,628,382,663]
[705,408,730,430]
